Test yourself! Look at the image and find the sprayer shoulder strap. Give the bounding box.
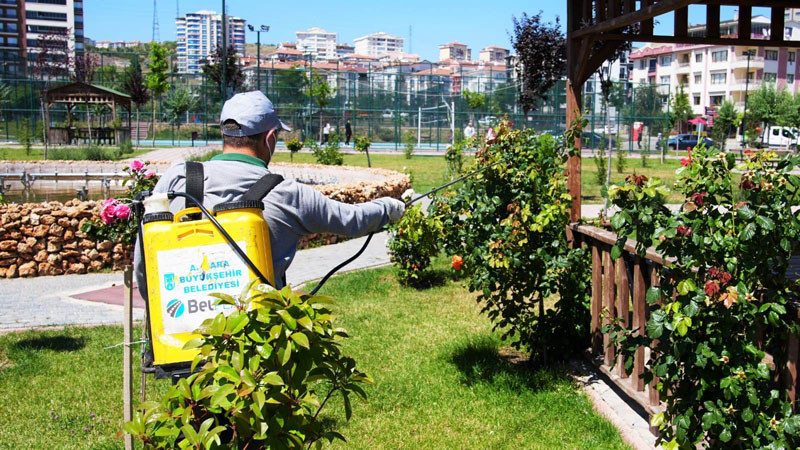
[243,173,285,202]
[184,162,205,209]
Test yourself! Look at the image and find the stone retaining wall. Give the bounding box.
[0,165,410,279]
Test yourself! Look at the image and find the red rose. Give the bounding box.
[690,192,708,207]
[681,157,691,167]
[740,179,756,190]
[677,225,693,236]
[451,255,464,271]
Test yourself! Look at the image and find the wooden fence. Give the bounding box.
[569,223,800,428]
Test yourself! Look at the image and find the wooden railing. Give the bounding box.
[569,223,800,429]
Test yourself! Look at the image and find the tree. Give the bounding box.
[631,83,665,126]
[201,45,244,99]
[274,66,307,106]
[669,84,693,134]
[711,100,739,152]
[122,55,151,146]
[32,29,72,159]
[147,42,170,147]
[308,70,336,142]
[462,89,486,123]
[72,52,100,143]
[747,84,793,142]
[165,87,197,142]
[510,11,566,113]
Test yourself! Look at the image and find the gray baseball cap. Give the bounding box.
[219,91,291,136]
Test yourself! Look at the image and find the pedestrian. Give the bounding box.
[323,123,331,144]
[134,91,405,294]
[463,122,476,141]
[345,120,352,145]
[637,129,643,150]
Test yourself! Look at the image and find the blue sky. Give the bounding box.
[85,2,774,61]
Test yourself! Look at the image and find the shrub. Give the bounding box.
[445,140,465,180]
[125,284,372,448]
[593,153,607,185]
[403,130,415,159]
[285,138,303,162]
[387,203,441,285]
[607,146,800,448]
[19,118,32,156]
[119,139,134,155]
[354,136,372,167]
[188,149,222,162]
[430,119,590,361]
[614,139,627,173]
[312,134,343,165]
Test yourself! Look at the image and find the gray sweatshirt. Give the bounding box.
[133,158,394,296]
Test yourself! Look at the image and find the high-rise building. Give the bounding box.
[295,27,337,60]
[24,0,84,69]
[439,42,471,62]
[176,10,246,74]
[336,43,354,59]
[0,0,26,77]
[478,46,510,64]
[353,32,404,58]
[786,8,800,23]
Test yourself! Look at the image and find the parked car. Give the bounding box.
[478,116,498,127]
[668,134,714,150]
[552,131,616,150]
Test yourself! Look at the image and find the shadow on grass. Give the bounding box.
[449,338,569,393]
[403,270,448,290]
[14,335,86,352]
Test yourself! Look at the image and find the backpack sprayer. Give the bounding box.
[135,159,504,378]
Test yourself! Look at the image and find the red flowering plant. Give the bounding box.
[607,143,800,448]
[81,160,159,245]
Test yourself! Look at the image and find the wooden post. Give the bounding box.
[566,79,582,223]
[602,249,616,366]
[591,242,603,355]
[616,256,630,378]
[123,266,134,450]
[632,258,646,392]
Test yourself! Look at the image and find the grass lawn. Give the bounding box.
[582,157,685,204]
[0,146,162,162]
[0,259,627,449]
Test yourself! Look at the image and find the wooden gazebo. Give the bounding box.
[43,82,132,145]
[566,0,800,222]
[565,1,800,423]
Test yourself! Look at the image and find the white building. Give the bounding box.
[176,10,246,74]
[336,43,354,59]
[25,0,85,62]
[95,40,143,50]
[296,27,337,60]
[630,15,800,116]
[353,32,404,58]
[439,42,471,62]
[478,46,509,64]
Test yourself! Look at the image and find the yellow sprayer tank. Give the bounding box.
[142,202,275,369]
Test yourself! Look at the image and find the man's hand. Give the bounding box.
[387,198,406,223]
[402,189,416,202]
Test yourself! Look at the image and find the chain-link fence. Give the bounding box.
[0,51,674,151]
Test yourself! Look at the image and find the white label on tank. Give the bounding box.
[156,241,250,335]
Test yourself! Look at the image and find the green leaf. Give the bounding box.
[262,372,284,386]
[277,310,297,330]
[610,213,626,230]
[183,338,205,350]
[740,223,756,241]
[719,428,732,443]
[756,215,775,231]
[209,292,237,305]
[343,392,352,420]
[290,332,310,349]
[610,245,622,261]
[677,279,696,296]
[217,365,240,383]
[296,315,313,331]
[646,320,664,339]
[738,204,755,219]
[210,384,234,408]
[646,287,661,304]
[781,238,792,252]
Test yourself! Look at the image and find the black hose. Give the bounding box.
[167,191,274,288]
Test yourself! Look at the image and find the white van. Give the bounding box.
[761,126,799,149]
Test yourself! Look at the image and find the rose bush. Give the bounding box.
[124,283,371,448]
[607,145,800,448]
[387,203,442,286]
[430,120,591,361]
[81,160,158,244]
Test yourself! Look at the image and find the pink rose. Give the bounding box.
[129,160,144,172]
[145,172,155,179]
[486,128,496,143]
[100,198,118,225]
[113,203,131,220]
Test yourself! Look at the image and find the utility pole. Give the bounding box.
[221,0,227,99]
[152,0,160,42]
[248,25,269,92]
[741,49,754,146]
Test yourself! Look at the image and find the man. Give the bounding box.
[464,122,476,141]
[345,120,352,146]
[322,122,331,143]
[134,91,405,294]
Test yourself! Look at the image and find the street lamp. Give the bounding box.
[248,24,269,92]
[741,49,756,146]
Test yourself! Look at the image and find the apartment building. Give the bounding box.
[478,46,509,64]
[95,40,143,49]
[439,42,471,62]
[0,0,26,77]
[353,31,404,58]
[24,0,83,68]
[296,27,337,60]
[630,15,800,116]
[176,10,246,74]
[336,43,354,59]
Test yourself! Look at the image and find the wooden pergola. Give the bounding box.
[566,0,800,222]
[43,82,132,145]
